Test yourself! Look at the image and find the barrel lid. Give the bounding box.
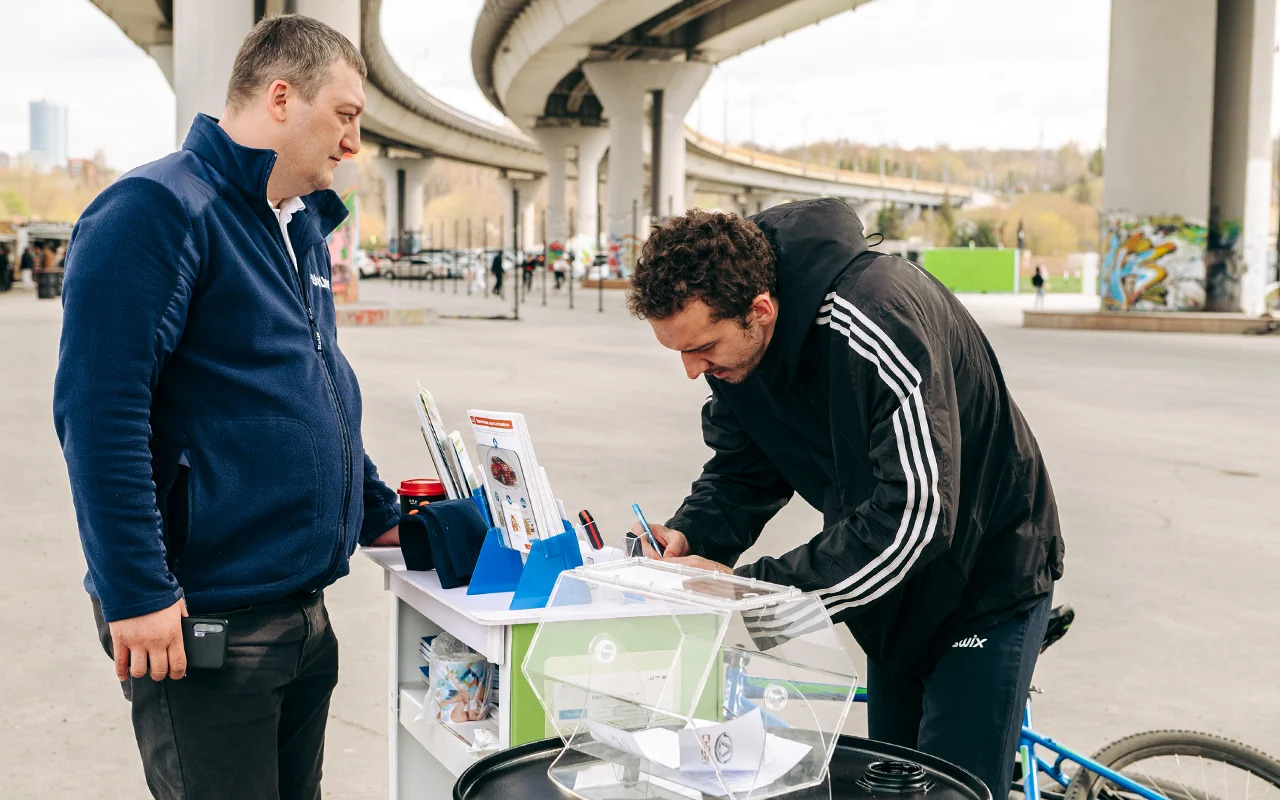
[454,734,990,800]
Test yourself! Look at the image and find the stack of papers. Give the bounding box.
[468,409,561,554]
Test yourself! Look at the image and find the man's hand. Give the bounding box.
[631,522,690,559]
[368,524,399,547]
[108,598,188,683]
[666,555,733,575]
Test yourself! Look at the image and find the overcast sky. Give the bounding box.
[1,0,1276,172]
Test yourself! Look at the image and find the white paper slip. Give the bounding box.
[678,709,767,774]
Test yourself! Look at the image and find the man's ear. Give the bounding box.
[749,293,778,326]
[266,80,290,122]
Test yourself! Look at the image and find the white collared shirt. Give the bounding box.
[270,196,307,272]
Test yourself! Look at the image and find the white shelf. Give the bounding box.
[397,685,485,778]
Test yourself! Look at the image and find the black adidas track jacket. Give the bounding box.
[666,198,1064,677]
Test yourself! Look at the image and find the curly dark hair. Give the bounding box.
[627,209,776,322]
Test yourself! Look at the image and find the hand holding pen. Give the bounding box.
[628,504,690,560]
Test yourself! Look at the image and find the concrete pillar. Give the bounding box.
[292,0,360,45]
[684,179,700,213]
[528,126,608,257]
[1207,0,1275,314]
[377,156,431,255]
[173,0,254,146]
[583,59,712,239]
[576,130,609,253]
[498,175,543,252]
[1100,0,1218,312]
[149,43,174,90]
[756,193,786,214]
[654,62,712,221]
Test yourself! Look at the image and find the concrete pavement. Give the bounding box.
[2,280,1276,797]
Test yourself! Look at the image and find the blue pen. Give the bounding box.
[631,503,665,557]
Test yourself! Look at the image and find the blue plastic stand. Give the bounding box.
[466,529,524,595]
[466,521,588,610]
[510,524,584,610]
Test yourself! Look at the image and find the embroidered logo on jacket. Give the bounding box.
[952,635,987,649]
[310,274,331,290]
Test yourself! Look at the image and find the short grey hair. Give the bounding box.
[226,14,366,112]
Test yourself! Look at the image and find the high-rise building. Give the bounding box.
[29,100,68,172]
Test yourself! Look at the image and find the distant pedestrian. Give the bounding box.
[23,244,40,288]
[1031,266,1047,309]
[490,251,504,297]
[553,253,567,290]
[0,244,11,291]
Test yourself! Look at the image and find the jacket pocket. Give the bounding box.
[182,418,326,593]
[160,451,193,573]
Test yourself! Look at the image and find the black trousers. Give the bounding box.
[92,591,339,800]
[868,593,1052,799]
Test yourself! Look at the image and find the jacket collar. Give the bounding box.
[182,114,348,238]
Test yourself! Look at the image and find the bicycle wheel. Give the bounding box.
[1063,730,1280,800]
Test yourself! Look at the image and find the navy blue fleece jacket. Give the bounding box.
[53,114,400,622]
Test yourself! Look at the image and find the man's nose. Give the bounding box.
[681,352,706,380]
[343,126,361,156]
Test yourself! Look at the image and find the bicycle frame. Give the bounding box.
[1018,698,1168,800]
[724,673,1170,800]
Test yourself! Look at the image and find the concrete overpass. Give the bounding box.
[472,0,973,253]
[91,0,970,257]
[91,0,1277,313]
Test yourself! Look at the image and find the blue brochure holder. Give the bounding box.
[510,525,584,610]
[466,521,585,610]
[466,529,524,595]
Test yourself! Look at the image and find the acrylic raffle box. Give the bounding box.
[520,559,859,800]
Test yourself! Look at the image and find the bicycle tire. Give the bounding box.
[1063,730,1280,800]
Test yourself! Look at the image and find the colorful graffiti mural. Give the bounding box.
[326,159,360,305]
[1100,215,1206,311]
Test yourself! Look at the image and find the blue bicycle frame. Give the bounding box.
[1015,698,1167,800]
[723,673,1168,800]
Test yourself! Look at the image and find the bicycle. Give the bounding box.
[728,605,1280,800]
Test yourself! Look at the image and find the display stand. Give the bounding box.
[467,523,585,609]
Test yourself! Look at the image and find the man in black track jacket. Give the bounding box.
[627,198,1065,797]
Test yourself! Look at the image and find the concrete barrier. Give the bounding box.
[335,306,437,326]
[1023,309,1277,335]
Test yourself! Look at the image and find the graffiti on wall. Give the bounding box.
[326,158,360,305]
[327,188,359,304]
[1100,215,1206,311]
[1204,219,1243,311]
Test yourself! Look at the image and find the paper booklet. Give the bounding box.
[413,386,467,500]
[468,410,561,555]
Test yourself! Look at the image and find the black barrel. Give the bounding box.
[454,734,990,800]
[36,270,61,299]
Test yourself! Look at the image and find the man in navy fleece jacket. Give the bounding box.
[53,15,401,799]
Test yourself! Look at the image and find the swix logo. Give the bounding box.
[310,274,331,290]
[952,635,987,649]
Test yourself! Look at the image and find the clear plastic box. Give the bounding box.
[522,558,859,799]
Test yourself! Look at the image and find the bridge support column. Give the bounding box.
[1103,0,1274,313]
[292,0,360,45]
[583,59,712,252]
[173,0,254,146]
[377,156,432,255]
[684,179,700,213]
[529,125,608,258]
[498,174,544,253]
